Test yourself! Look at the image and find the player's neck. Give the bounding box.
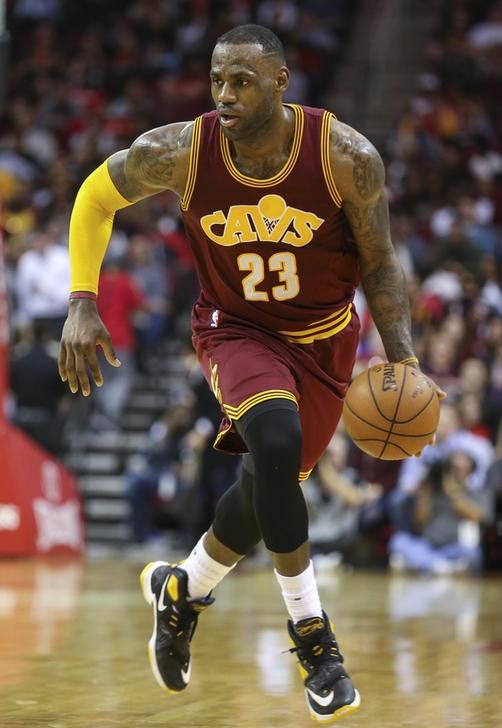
[230,104,294,179]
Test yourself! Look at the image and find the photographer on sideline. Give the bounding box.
[389,451,495,575]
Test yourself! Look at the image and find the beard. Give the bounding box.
[220,102,275,143]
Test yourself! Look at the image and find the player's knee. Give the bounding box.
[242,407,302,474]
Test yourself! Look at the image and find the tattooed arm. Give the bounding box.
[329,119,415,362]
[329,119,446,405]
[59,122,194,396]
[107,121,194,200]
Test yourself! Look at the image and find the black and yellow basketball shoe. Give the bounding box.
[288,611,360,723]
[140,561,214,693]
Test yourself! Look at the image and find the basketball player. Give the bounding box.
[59,25,445,723]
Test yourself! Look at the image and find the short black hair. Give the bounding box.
[215,24,286,64]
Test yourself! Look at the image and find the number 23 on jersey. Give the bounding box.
[237,252,300,302]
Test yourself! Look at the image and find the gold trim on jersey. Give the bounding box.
[180,116,202,211]
[321,112,343,207]
[220,104,304,188]
[213,420,234,449]
[223,389,298,420]
[299,469,312,482]
[279,303,352,344]
[212,390,298,449]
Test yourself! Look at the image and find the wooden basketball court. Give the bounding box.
[1,557,501,727]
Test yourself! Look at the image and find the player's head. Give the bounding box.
[210,24,289,141]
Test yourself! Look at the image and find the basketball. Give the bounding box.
[342,363,440,460]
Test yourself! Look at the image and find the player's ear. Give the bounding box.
[276,66,290,93]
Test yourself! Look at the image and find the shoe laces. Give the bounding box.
[289,621,344,667]
[161,602,198,639]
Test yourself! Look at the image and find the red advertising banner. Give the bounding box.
[0,423,86,556]
[0,217,85,556]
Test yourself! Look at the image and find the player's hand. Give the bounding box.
[58,299,121,396]
[370,355,447,401]
[411,368,444,457]
[397,362,445,456]
[401,361,447,401]
[419,372,447,401]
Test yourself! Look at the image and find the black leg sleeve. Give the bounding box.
[212,464,261,555]
[238,404,308,553]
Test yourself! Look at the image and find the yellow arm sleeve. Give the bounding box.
[69,161,134,295]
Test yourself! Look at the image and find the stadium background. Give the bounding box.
[1,4,502,728]
[0,0,500,567]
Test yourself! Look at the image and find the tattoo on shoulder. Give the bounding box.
[330,121,385,202]
[122,122,194,199]
[178,122,194,150]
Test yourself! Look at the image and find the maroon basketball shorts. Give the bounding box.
[192,302,360,481]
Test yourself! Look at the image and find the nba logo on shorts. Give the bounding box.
[211,310,220,328]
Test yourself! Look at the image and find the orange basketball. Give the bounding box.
[342,362,440,460]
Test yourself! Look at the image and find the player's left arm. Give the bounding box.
[329,118,413,362]
[329,118,445,399]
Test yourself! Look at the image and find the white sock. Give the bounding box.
[182,533,236,600]
[274,561,323,623]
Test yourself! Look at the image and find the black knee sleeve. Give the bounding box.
[238,404,308,553]
[212,465,261,555]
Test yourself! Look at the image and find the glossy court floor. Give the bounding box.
[1,557,501,728]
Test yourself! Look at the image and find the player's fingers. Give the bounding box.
[58,342,67,382]
[84,347,103,388]
[65,348,79,394]
[74,349,91,397]
[437,388,447,400]
[97,335,121,368]
[414,449,423,458]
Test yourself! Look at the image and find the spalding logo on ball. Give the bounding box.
[342,362,440,460]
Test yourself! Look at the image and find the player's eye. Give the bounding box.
[211,78,222,86]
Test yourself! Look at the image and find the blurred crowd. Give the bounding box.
[1,0,501,568]
[311,0,502,575]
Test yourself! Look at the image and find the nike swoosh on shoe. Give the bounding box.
[306,688,335,707]
[158,577,170,612]
[181,660,191,684]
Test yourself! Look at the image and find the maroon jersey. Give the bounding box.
[181,105,360,343]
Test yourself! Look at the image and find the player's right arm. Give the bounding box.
[58,121,194,396]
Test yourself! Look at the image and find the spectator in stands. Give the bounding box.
[14,223,70,340]
[9,320,69,455]
[454,358,498,442]
[127,233,171,364]
[434,218,480,272]
[304,432,383,564]
[390,401,494,533]
[488,343,502,431]
[389,450,495,575]
[3,96,59,168]
[126,399,212,546]
[485,458,502,493]
[92,255,145,427]
[257,0,299,34]
[458,392,492,441]
[421,329,460,394]
[467,2,502,53]
[13,0,61,22]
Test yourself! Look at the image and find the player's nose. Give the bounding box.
[217,82,237,103]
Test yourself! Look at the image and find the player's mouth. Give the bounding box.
[218,112,240,128]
